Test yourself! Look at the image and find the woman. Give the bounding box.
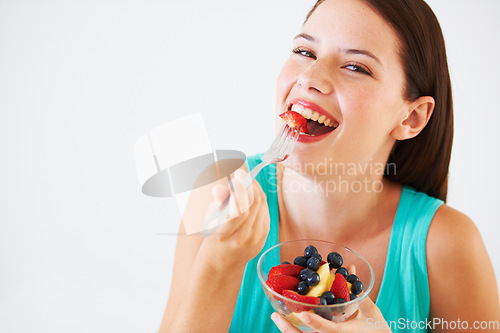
[160,0,500,332]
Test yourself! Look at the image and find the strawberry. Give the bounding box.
[266,275,300,295]
[282,289,320,312]
[279,111,308,133]
[330,273,350,302]
[268,264,304,279]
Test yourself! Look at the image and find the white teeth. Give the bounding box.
[291,104,304,113]
[302,108,312,119]
[288,103,339,129]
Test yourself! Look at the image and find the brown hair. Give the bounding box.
[306,0,453,201]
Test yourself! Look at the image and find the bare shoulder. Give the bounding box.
[427,204,481,257]
[426,204,487,278]
[426,204,500,327]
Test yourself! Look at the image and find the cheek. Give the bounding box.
[275,60,295,131]
[338,86,402,154]
[275,59,297,103]
[343,81,404,128]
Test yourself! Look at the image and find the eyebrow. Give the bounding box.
[294,33,382,66]
[294,33,316,42]
[342,48,382,65]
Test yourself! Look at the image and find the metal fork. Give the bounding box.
[240,124,301,188]
[202,124,301,235]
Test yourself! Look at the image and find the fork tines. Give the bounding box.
[272,124,301,154]
[284,126,301,154]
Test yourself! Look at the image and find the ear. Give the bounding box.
[391,96,435,140]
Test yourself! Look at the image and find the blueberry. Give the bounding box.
[281,261,291,265]
[313,306,334,320]
[332,297,347,304]
[297,281,310,295]
[349,293,357,301]
[294,256,308,268]
[310,253,322,262]
[327,252,343,269]
[332,298,347,314]
[336,267,348,278]
[346,274,359,284]
[300,268,314,281]
[351,280,363,295]
[304,245,318,258]
[306,272,320,286]
[321,291,335,305]
[307,256,321,271]
[318,296,328,305]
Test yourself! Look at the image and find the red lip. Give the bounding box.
[287,98,339,143]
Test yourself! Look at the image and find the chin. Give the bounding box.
[282,153,323,176]
[282,154,302,171]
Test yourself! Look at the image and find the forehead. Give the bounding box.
[303,0,400,63]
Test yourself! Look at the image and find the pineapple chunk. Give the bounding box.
[327,272,335,291]
[306,263,331,297]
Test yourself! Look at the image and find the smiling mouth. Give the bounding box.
[288,104,339,136]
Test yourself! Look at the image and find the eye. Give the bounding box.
[344,63,372,76]
[292,47,316,59]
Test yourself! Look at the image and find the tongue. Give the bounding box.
[306,120,335,136]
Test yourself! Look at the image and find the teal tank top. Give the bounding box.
[229,154,443,332]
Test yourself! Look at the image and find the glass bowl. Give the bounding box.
[257,239,375,331]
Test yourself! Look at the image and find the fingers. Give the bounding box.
[299,312,370,332]
[216,169,266,240]
[228,169,253,218]
[241,170,255,206]
[226,183,264,240]
[271,299,383,333]
[211,184,230,202]
[298,312,336,332]
[271,313,303,333]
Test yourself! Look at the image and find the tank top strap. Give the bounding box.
[376,186,443,330]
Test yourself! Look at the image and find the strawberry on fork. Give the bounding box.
[280,111,308,134]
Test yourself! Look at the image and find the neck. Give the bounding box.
[278,163,400,242]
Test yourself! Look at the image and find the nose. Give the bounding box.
[297,60,334,95]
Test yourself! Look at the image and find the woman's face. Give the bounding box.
[276,0,410,175]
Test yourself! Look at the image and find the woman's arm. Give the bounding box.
[427,205,500,333]
[159,171,271,332]
[159,222,247,332]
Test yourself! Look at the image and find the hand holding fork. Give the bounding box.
[202,124,302,235]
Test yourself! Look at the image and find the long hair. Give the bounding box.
[306,0,453,201]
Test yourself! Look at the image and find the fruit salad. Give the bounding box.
[265,244,364,320]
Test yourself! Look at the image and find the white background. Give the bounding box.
[1,0,499,332]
